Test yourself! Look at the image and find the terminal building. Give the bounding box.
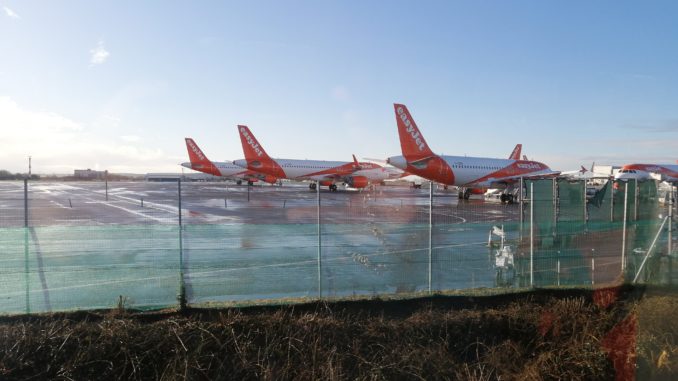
[145,173,220,182]
[74,169,108,179]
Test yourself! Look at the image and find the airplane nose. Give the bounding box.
[387,155,407,170]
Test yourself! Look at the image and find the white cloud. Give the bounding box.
[3,6,20,19]
[0,97,178,174]
[120,135,141,143]
[89,40,110,65]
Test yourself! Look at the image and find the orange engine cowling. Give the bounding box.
[319,180,334,187]
[408,157,454,185]
[263,175,277,184]
[347,176,369,188]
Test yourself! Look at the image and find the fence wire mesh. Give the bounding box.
[0,179,675,314]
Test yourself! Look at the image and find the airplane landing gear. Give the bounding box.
[309,183,317,191]
[236,180,242,185]
[330,184,338,192]
[500,193,514,204]
[458,188,471,200]
[247,181,254,186]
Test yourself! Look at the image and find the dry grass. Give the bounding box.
[0,286,675,380]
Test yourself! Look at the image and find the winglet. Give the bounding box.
[237,125,272,162]
[508,144,522,160]
[393,104,435,161]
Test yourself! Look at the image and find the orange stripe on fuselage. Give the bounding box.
[467,160,548,186]
[304,161,379,179]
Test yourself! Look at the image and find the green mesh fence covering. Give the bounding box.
[588,180,612,222]
[513,179,673,287]
[0,180,674,315]
[0,225,180,314]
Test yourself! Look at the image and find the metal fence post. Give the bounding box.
[552,178,557,229]
[622,184,628,272]
[634,179,639,221]
[583,180,587,223]
[669,186,673,256]
[611,179,615,221]
[24,178,28,227]
[105,179,108,201]
[428,181,433,294]
[518,177,525,229]
[556,259,560,287]
[530,182,534,287]
[24,178,30,314]
[633,216,669,283]
[591,249,596,285]
[178,179,186,310]
[317,182,322,299]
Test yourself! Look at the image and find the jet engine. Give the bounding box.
[347,176,369,188]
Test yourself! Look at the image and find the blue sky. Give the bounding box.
[1,1,677,174]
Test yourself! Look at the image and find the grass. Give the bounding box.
[0,285,675,380]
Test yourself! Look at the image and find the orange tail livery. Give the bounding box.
[509,144,522,160]
[392,104,454,185]
[184,138,222,176]
[237,125,286,178]
[394,104,436,161]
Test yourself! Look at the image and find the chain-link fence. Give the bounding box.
[0,179,675,314]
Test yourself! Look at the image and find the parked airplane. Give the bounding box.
[467,143,524,196]
[233,125,382,191]
[560,162,596,180]
[360,157,424,186]
[181,138,277,185]
[614,163,678,183]
[386,104,559,201]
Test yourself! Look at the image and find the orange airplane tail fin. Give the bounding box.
[185,138,211,165]
[509,144,522,160]
[184,138,221,176]
[237,125,276,166]
[393,104,435,161]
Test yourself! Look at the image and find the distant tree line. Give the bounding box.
[0,170,40,180]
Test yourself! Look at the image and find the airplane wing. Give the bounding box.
[468,169,561,188]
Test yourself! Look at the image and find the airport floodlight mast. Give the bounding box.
[28,155,31,178]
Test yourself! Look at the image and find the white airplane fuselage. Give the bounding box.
[387,154,555,188]
[181,161,250,178]
[615,164,678,183]
[233,158,357,181]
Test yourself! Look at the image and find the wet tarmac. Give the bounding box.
[0,181,524,313]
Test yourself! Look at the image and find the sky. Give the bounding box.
[1,1,677,175]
